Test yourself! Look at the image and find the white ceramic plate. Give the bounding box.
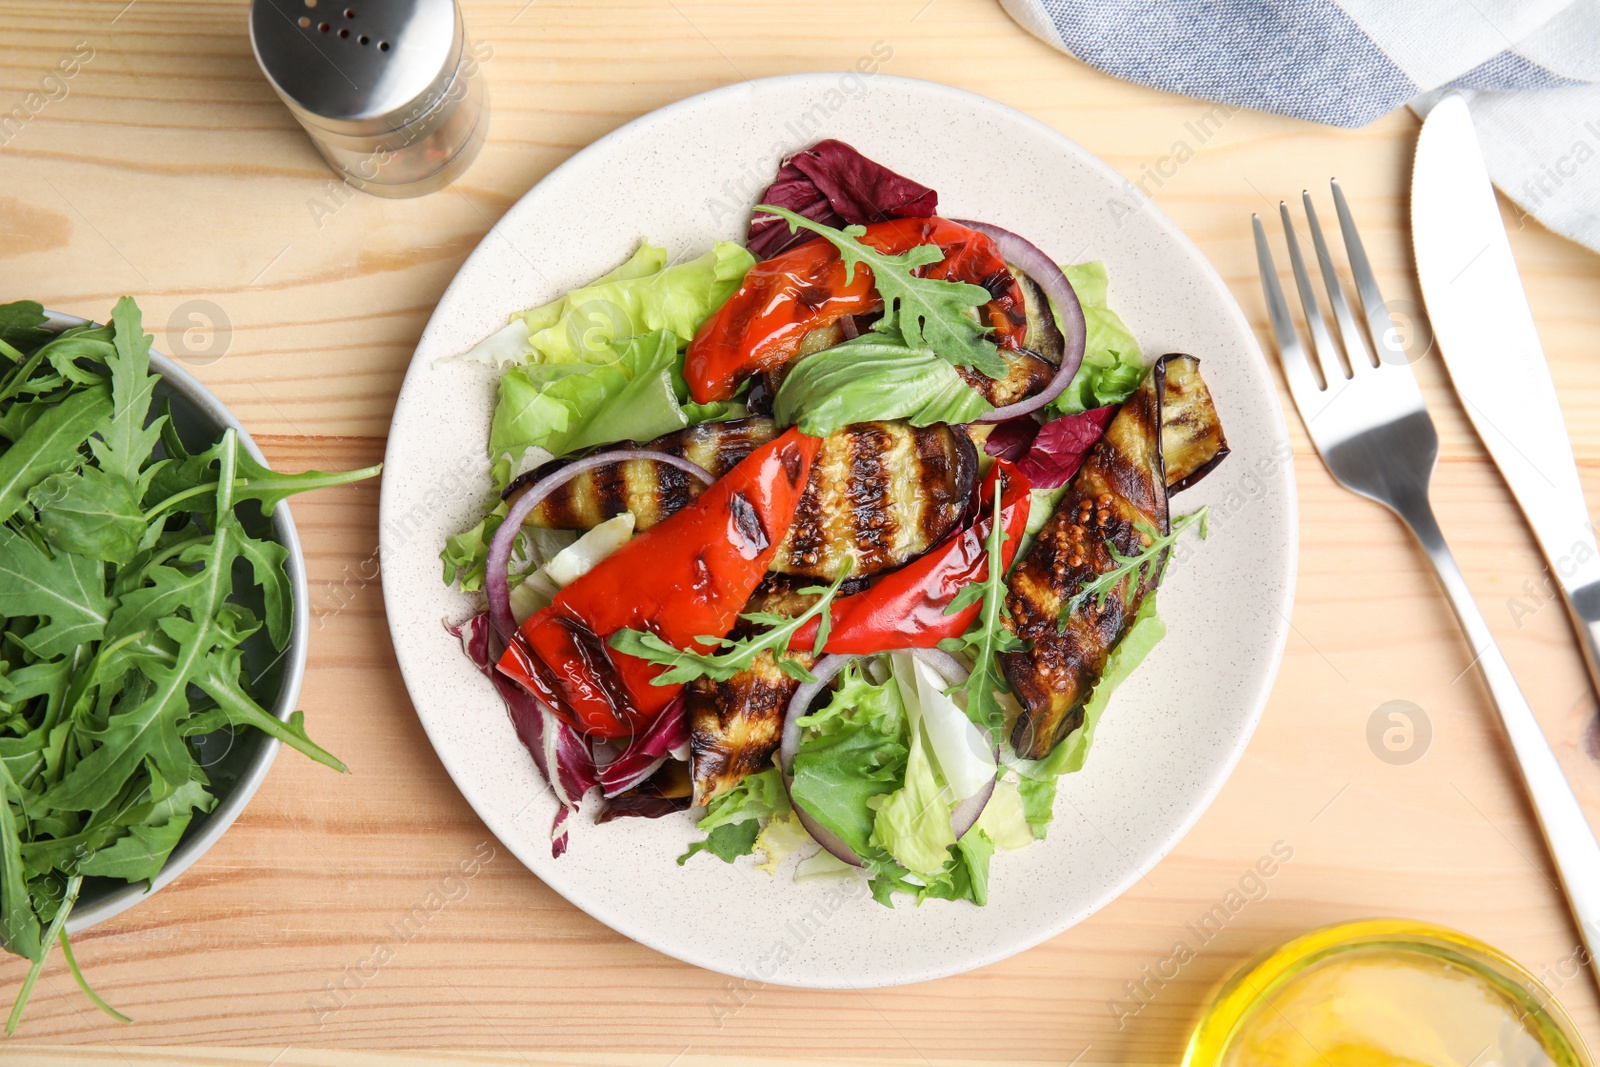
[379,74,1296,988]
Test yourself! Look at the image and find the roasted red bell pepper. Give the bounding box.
[498,428,821,739]
[683,216,1029,403]
[789,460,1031,654]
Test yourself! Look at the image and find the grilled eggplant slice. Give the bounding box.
[1015,270,1066,364]
[1159,353,1229,493]
[507,418,976,584]
[505,417,778,530]
[1001,364,1170,760]
[687,648,811,806]
[954,349,1059,408]
[951,268,1064,407]
[686,576,852,805]
[769,420,978,580]
[686,574,869,804]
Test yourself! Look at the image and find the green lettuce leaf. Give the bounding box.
[868,708,955,877]
[789,663,910,859]
[773,332,992,437]
[514,241,754,364]
[1049,262,1145,416]
[863,826,994,907]
[1015,592,1167,838]
[678,766,791,866]
[752,810,811,875]
[489,329,690,463]
[441,506,502,593]
[678,820,760,865]
[973,778,1033,851]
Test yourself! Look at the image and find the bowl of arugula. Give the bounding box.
[0,298,379,1033]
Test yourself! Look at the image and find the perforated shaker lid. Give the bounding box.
[249,0,463,137]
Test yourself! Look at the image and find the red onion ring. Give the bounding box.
[485,449,715,642]
[778,654,856,776]
[778,650,999,867]
[950,218,1088,423]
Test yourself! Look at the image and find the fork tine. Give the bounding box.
[1302,190,1366,375]
[1331,178,1399,367]
[1278,201,1343,387]
[1252,213,1324,406]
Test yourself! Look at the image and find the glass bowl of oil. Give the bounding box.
[1183,919,1593,1067]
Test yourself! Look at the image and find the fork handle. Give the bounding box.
[1400,494,1600,986]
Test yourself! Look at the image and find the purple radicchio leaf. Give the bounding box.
[447,613,599,857]
[595,693,690,798]
[746,139,938,259]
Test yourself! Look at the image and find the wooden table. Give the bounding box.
[4,0,1600,1062]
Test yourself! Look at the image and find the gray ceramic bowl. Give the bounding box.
[39,311,309,933]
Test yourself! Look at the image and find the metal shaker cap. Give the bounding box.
[250,0,460,137]
[250,0,487,196]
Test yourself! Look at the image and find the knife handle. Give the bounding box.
[1399,495,1600,988]
[1560,578,1600,704]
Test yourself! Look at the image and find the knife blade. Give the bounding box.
[1412,94,1600,695]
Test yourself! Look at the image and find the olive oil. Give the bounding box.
[1184,920,1591,1067]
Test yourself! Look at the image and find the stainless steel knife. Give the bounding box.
[1412,95,1600,702]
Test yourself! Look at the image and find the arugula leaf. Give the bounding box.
[0,302,53,356]
[234,530,293,649]
[30,467,144,565]
[0,765,41,962]
[0,383,111,523]
[0,298,379,1032]
[189,651,346,772]
[74,780,213,882]
[1059,507,1208,625]
[755,205,1006,378]
[4,873,78,1034]
[89,298,162,495]
[229,446,382,518]
[147,442,381,525]
[937,491,1024,735]
[608,566,850,685]
[0,526,114,660]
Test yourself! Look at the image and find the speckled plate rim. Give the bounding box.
[379,73,1298,988]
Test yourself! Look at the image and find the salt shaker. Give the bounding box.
[249,0,488,198]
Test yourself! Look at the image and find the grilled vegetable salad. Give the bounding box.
[443,141,1229,905]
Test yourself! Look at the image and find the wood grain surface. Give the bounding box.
[3,0,1600,1063]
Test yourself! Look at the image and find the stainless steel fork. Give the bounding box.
[1255,181,1600,987]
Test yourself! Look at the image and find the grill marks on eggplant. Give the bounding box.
[914,421,961,545]
[951,271,1061,408]
[686,576,852,805]
[845,422,894,572]
[1001,365,1170,760]
[508,418,975,584]
[1158,353,1229,493]
[954,349,1058,408]
[769,421,977,579]
[507,417,779,530]
[688,648,809,806]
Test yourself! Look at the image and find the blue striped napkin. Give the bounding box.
[1000,0,1600,254]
